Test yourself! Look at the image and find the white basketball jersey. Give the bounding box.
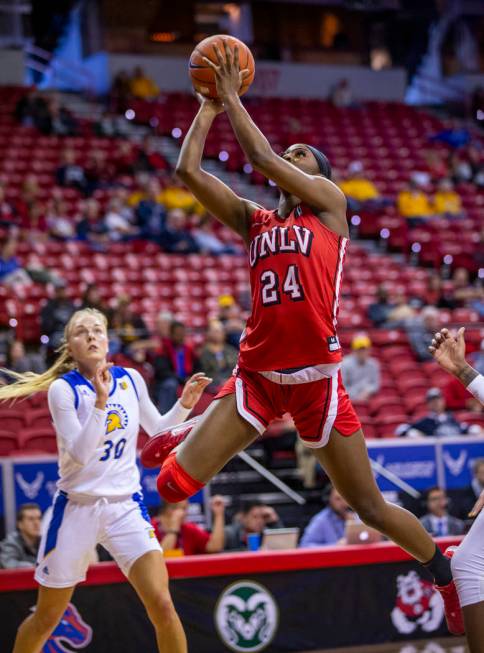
[52,366,143,497]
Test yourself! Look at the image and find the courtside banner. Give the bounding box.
[0,542,459,653]
[442,440,484,489]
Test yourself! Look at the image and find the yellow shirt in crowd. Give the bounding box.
[339,178,380,201]
[397,190,432,218]
[433,191,462,216]
[130,76,159,100]
[160,187,204,215]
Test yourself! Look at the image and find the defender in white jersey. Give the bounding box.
[0,308,210,653]
[430,327,484,653]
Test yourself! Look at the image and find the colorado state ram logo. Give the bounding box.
[215,580,279,652]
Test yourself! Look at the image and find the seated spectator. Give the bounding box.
[299,487,353,547]
[40,279,76,360]
[193,215,242,255]
[111,69,132,111]
[430,121,470,149]
[339,161,386,212]
[398,388,477,438]
[161,178,204,215]
[452,267,481,305]
[0,503,42,568]
[114,142,137,176]
[407,306,441,362]
[15,174,41,223]
[136,178,167,240]
[55,149,87,194]
[385,292,417,326]
[6,340,45,375]
[449,151,473,184]
[367,285,395,327]
[397,180,433,227]
[133,135,169,174]
[76,199,108,246]
[94,110,130,138]
[330,78,354,108]
[20,202,49,244]
[224,500,283,551]
[153,320,199,412]
[104,197,139,241]
[218,295,245,348]
[0,238,31,287]
[48,97,78,136]
[110,294,150,354]
[159,209,199,254]
[0,182,18,228]
[80,283,110,316]
[423,150,449,181]
[425,274,457,310]
[84,150,115,195]
[198,319,238,392]
[341,334,380,402]
[151,496,226,555]
[433,179,463,218]
[46,196,76,240]
[130,66,159,99]
[420,487,465,537]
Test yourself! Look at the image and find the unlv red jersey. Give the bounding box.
[239,204,348,371]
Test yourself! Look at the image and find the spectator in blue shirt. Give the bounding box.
[299,487,354,547]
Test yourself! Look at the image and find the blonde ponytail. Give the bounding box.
[0,308,108,402]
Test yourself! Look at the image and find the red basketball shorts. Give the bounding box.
[215,366,361,448]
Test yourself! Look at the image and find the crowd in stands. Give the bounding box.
[4,461,483,565]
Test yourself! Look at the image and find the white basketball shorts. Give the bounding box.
[35,490,161,588]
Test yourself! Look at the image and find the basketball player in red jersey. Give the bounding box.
[145,41,462,633]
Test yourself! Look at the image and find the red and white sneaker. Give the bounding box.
[140,417,199,468]
[434,546,465,636]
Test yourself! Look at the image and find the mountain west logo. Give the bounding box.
[16,472,44,499]
[215,580,279,652]
[39,603,92,653]
[391,571,444,635]
[105,404,128,435]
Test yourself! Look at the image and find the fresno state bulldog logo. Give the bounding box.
[391,571,444,635]
[40,603,92,653]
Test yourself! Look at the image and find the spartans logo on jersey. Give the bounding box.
[105,404,128,435]
[215,581,278,652]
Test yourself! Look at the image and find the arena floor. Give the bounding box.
[301,637,468,653]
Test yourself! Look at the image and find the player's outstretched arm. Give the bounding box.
[203,41,347,235]
[429,327,479,386]
[175,96,257,243]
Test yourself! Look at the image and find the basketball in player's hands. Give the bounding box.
[189,35,255,99]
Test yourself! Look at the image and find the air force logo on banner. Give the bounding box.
[215,580,279,652]
[15,472,44,499]
[443,450,467,477]
[38,602,92,653]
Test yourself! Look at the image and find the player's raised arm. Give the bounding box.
[203,41,347,233]
[175,95,257,244]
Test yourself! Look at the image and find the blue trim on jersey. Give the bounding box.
[61,370,95,409]
[109,366,127,397]
[132,492,150,524]
[44,491,68,557]
[123,368,140,401]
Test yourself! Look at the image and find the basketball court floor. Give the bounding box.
[301,637,468,653]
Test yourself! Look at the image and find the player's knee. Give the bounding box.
[156,453,204,503]
[145,593,178,629]
[353,499,386,530]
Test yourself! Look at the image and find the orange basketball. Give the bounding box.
[189,35,255,99]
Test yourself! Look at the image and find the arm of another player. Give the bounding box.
[429,327,483,400]
[175,96,258,244]
[205,42,347,234]
[131,368,212,435]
